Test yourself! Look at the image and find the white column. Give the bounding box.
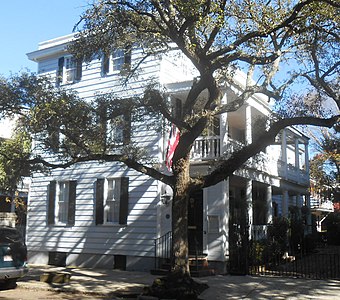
[281,129,288,179]
[245,105,252,145]
[295,138,300,169]
[296,193,302,207]
[222,178,230,261]
[266,185,273,224]
[220,93,228,155]
[304,141,309,172]
[246,179,253,238]
[282,190,289,218]
[306,194,312,234]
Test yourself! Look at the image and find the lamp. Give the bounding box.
[160,191,172,206]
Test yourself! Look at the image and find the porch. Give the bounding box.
[190,135,309,185]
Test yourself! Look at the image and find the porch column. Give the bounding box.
[245,105,252,145]
[305,194,312,234]
[296,193,302,208]
[222,178,230,260]
[304,141,310,172]
[282,190,289,218]
[266,185,273,224]
[295,138,300,170]
[220,93,228,155]
[281,129,288,179]
[246,179,253,238]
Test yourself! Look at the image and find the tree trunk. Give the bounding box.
[171,157,191,275]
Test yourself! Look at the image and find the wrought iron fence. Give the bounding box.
[248,224,340,279]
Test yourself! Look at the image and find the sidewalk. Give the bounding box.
[17,264,340,299]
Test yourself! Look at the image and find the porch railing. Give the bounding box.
[191,136,220,160]
[154,231,172,269]
[277,160,309,184]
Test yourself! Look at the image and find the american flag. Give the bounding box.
[165,124,180,171]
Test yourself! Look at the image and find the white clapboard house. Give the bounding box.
[26,33,310,273]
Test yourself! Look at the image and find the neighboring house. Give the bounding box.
[0,119,29,236]
[310,180,335,232]
[26,34,311,273]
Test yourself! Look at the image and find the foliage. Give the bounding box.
[303,233,318,253]
[289,206,305,253]
[268,217,290,253]
[0,0,339,276]
[250,217,289,265]
[325,212,340,245]
[309,124,339,201]
[0,128,32,194]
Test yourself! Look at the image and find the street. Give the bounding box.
[0,285,111,300]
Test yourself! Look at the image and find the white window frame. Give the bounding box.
[59,55,82,85]
[64,56,76,83]
[102,49,130,76]
[55,181,69,225]
[103,178,121,224]
[106,116,125,146]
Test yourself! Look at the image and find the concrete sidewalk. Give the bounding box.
[17,264,340,299]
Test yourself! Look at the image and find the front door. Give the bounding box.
[188,190,203,255]
[229,189,249,274]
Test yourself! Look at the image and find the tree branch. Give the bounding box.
[202,115,340,188]
[28,153,174,186]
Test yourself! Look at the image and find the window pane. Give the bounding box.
[105,179,120,223]
[106,200,115,223]
[57,182,69,223]
[107,117,124,145]
[107,179,115,200]
[112,49,125,71]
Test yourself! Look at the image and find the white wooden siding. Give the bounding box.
[26,42,163,261]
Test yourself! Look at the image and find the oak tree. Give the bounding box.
[0,1,339,280]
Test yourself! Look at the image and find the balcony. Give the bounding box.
[190,136,309,186]
[277,160,309,185]
[190,136,221,160]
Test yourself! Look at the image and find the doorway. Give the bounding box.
[228,187,249,274]
[188,190,203,255]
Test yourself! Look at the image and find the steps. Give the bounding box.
[151,255,215,277]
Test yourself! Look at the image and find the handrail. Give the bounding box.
[154,231,172,269]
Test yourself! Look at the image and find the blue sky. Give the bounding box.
[0,0,91,77]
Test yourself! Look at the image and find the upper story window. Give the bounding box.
[101,47,131,76]
[97,100,131,148]
[106,114,131,146]
[57,55,82,86]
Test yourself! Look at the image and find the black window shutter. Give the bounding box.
[124,46,131,71]
[96,178,105,225]
[68,180,77,226]
[57,57,64,86]
[123,113,131,145]
[102,53,110,75]
[119,177,129,225]
[75,59,82,81]
[48,181,56,225]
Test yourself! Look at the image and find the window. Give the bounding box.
[95,177,129,225]
[106,114,131,146]
[48,180,77,226]
[97,100,131,148]
[57,56,82,85]
[101,47,131,76]
[47,125,66,153]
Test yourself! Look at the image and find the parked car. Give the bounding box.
[0,226,28,288]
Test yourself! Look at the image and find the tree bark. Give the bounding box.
[171,156,191,275]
